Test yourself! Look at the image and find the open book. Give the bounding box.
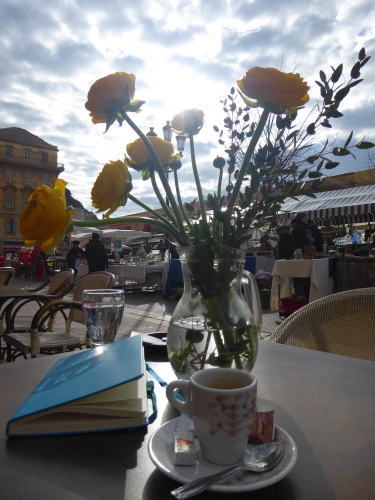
[6,336,150,436]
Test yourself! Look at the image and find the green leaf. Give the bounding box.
[321,119,332,128]
[306,155,319,164]
[350,61,361,79]
[308,171,323,178]
[359,47,366,61]
[335,86,350,102]
[306,123,315,135]
[333,147,351,156]
[319,70,326,82]
[360,56,371,68]
[270,204,282,213]
[331,63,343,83]
[213,125,219,132]
[127,99,145,112]
[344,131,353,148]
[347,79,363,89]
[299,190,316,198]
[298,168,308,180]
[328,110,343,118]
[286,130,298,141]
[185,202,195,213]
[185,330,204,343]
[325,161,340,169]
[356,141,375,150]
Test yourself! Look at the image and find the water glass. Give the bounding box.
[82,289,125,347]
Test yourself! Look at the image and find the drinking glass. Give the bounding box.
[82,289,125,347]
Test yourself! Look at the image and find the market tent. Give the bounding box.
[101,229,152,239]
[279,185,375,225]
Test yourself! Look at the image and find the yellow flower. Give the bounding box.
[19,179,75,252]
[85,72,136,124]
[171,109,204,135]
[237,67,310,111]
[124,136,175,171]
[91,160,132,218]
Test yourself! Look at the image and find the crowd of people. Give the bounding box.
[278,212,324,259]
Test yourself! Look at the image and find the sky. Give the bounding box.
[1,0,375,218]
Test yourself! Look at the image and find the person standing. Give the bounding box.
[308,220,324,253]
[84,233,108,273]
[66,240,85,276]
[291,212,314,254]
[136,244,147,257]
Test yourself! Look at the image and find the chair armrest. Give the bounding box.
[25,278,51,292]
[30,300,83,331]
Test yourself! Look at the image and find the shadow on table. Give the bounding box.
[5,427,147,500]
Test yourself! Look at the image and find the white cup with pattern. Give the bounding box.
[166,368,257,465]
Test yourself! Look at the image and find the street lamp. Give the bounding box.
[146,121,187,258]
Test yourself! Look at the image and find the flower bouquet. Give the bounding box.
[19,48,374,378]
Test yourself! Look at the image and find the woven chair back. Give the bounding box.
[269,287,375,361]
[47,269,74,295]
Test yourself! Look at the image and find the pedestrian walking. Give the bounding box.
[84,233,108,273]
[66,240,85,276]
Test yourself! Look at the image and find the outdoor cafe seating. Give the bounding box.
[268,287,375,361]
[3,271,115,361]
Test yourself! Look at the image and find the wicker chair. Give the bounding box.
[3,268,75,334]
[0,267,16,286]
[4,271,115,361]
[267,287,375,361]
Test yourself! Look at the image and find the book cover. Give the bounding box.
[6,335,150,436]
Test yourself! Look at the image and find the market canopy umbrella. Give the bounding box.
[279,185,375,225]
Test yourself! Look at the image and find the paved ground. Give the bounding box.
[6,277,281,343]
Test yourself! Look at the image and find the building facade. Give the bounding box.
[0,127,64,250]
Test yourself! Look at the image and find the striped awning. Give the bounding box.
[279,185,375,225]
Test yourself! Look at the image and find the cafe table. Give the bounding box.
[270,258,334,311]
[77,263,169,289]
[0,341,374,499]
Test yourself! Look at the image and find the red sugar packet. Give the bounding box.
[248,411,275,444]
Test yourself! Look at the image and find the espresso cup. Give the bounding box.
[166,368,257,465]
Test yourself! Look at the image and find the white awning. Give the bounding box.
[279,185,375,225]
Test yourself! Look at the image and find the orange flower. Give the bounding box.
[19,180,75,252]
[91,160,132,218]
[238,67,310,110]
[171,109,204,135]
[85,72,136,124]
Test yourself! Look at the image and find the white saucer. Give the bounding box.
[148,417,298,493]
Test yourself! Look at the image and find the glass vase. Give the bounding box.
[167,246,262,379]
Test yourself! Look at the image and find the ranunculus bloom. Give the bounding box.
[85,72,136,124]
[91,160,132,218]
[19,179,75,252]
[237,67,310,110]
[125,136,175,170]
[171,109,204,135]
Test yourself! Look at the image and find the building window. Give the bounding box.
[24,195,29,206]
[6,169,14,183]
[6,219,17,234]
[24,171,31,184]
[5,194,14,209]
[6,145,13,156]
[41,173,50,186]
[41,152,48,163]
[24,148,31,160]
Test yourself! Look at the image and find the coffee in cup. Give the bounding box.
[166,368,257,465]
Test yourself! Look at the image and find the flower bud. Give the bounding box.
[213,156,226,169]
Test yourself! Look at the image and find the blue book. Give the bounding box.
[6,336,150,436]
